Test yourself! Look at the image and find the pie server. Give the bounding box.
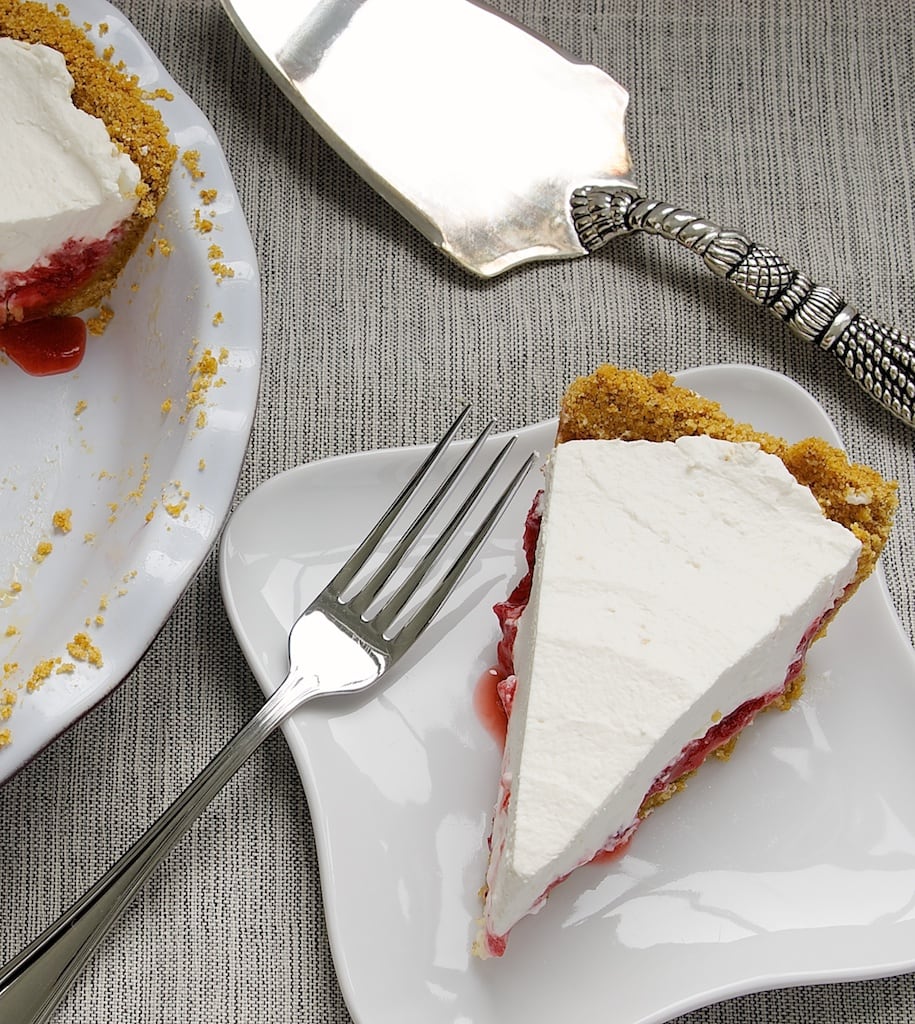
[221,0,914,425]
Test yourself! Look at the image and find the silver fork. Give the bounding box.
[0,408,534,1024]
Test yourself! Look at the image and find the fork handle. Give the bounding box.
[0,673,312,1024]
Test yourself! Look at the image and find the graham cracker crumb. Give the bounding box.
[184,345,227,417]
[52,508,73,533]
[67,631,103,666]
[33,540,52,563]
[181,149,205,180]
[209,260,234,281]
[162,482,190,519]
[27,657,60,692]
[124,454,151,502]
[193,209,213,233]
[1,689,16,723]
[86,305,114,336]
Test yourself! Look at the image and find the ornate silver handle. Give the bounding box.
[570,185,915,426]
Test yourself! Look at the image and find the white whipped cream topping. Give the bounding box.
[484,436,861,942]
[0,38,141,275]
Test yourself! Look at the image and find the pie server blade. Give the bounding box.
[221,0,914,425]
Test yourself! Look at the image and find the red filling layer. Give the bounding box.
[483,492,837,956]
[0,230,125,375]
[1,231,120,325]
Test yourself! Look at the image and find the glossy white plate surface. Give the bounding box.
[0,0,261,781]
[220,365,915,1024]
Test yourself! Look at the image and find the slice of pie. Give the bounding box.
[0,1,175,353]
[476,366,897,958]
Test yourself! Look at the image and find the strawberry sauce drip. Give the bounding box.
[473,667,509,745]
[0,317,87,375]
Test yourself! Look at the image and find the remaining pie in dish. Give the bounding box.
[476,366,897,958]
[0,0,175,368]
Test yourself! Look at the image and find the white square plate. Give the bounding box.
[220,365,915,1024]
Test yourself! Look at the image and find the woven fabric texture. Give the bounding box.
[1,0,913,1021]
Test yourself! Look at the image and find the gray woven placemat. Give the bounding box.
[1,0,913,1020]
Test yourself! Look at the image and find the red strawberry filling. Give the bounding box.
[1,231,122,325]
[0,227,127,374]
[0,317,87,375]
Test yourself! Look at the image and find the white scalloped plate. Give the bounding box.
[220,365,915,1024]
[0,0,261,781]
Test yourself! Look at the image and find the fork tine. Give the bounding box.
[371,434,519,632]
[346,419,496,616]
[377,447,537,647]
[326,405,471,596]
